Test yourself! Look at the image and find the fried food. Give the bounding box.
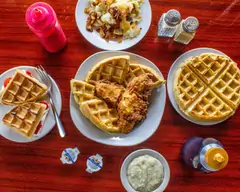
[71,56,166,134]
[124,64,166,88]
[117,90,148,133]
[127,73,155,100]
[95,80,125,107]
[84,0,143,42]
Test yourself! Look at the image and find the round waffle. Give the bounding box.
[174,53,240,122]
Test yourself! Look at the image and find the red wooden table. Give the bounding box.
[1,0,240,191]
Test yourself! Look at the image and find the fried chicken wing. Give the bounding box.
[117,90,148,133]
[95,80,125,107]
[127,73,155,100]
[95,74,161,134]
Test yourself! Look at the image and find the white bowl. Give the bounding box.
[75,0,152,50]
[70,51,166,146]
[120,149,170,192]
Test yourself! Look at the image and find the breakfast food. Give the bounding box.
[71,79,96,104]
[211,61,240,109]
[124,64,166,88]
[85,55,130,84]
[71,55,165,134]
[2,102,48,138]
[84,0,143,42]
[127,155,164,192]
[174,53,240,121]
[80,98,120,133]
[95,80,125,107]
[117,74,157,133]
[117,90,148,133]
[0,70,47,105]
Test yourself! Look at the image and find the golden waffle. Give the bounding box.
[187,53,230,84]
[2,102,46,138]
[70,79,95,104]
[211,61,240,110]
[72,55,166,134]
[186,88,234,121]
[174,53,240,122]
[124,64,166,88]
[85,55,130,85]
[174,65,206,110]
[0,70,47,105]
[80,99,120,133]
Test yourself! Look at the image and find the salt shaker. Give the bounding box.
[174,16,199,44]
[158,9,181,37]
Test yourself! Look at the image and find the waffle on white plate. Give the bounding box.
[125,63,166,88]
[0,70,47,105]
[174,53,240,122]
[70,79,96,104]
[2,102,47,138]
[72,55,165,134]
[85,55,130,85]
[80,98,120,134]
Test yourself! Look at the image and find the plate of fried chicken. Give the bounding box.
[70,51,166,146]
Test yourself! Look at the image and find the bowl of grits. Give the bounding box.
[120,149,170,192]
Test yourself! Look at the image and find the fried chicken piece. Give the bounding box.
[95,80,125,107]
[117,90,148,133]
[118,116,135,134]
[127,73,155,100]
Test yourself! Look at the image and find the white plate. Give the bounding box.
[167,47,229,126]
[0,66,62,143]
[75,0,152,50]
[70,51,166,146]
[120,149,170,192]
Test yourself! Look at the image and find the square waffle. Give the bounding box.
[2,102,46,138]
[124,64,166,88]
[70,79,95,104]
[80,99,120,133]
[0,70,47,105]
[187,88,234,121]
[174,65,206,110]
[85,55,130,85]
[211,61,240,110]
[187,53,230,84]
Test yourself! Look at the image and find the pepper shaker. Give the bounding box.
[158,9,181,37]
[174,16,199,44]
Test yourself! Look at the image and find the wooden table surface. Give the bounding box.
[1,0,240,191]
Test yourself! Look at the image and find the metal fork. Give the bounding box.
[35,65,66,138]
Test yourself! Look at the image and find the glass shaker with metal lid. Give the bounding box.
[158,9,181,37]
[174,16,199,44]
